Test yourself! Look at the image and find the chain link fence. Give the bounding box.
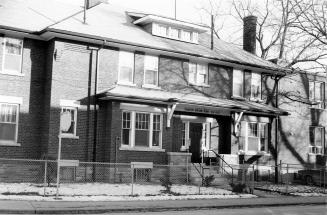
[0,158,325,197]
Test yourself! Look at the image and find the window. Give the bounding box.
[118,51,134,84]
[152,23,199,43]
[188,62,208,86]
[121,111,162,149]
[233,69,244,97]
[240,121,268,153]
[0,103,19,143]
[251,73,261,99]
[60,107,77,137]
[1,37,23,74]
[309,127,325,155]
[309,81,325,109]
[144,55,159,86]
[181,122,190,149]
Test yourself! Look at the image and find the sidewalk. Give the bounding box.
[0,196,325,214]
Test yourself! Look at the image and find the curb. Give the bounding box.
[0,198,325,214]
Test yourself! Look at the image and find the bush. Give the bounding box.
[160,176,172,193]
[203,175,215,187]
[230,183,248,193]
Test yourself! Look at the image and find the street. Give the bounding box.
[99,205,326,215]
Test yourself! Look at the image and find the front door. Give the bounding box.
[189,123,203,163]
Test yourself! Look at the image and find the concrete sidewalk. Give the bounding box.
[0,196,325,214]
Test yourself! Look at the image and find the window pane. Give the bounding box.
[61,108,76,134]
[152,131,160,146]
[315,83,321,101]
[251,73,261,99]
[181,30,191,41]
[4,54,22,72]
[0,123,16,141]
[197,64,207,84]
[158,24,168,36]
[189,63,196,83]
[248,123,258,137]
[145,70,157,85]
[192,32,198,43]
[233,69,244,97]
[309,82,314,100]
[182,123,186,146]
[170,28,179,39]
[5,38,23,55]
[248,137,258,151]
[315,127,323,147]
[122,129,130,145]
[119,51,134,83]
[135,130,149,146]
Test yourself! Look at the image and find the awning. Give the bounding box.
[98,85,289,116]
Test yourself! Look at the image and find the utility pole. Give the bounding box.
[174,0,177,19]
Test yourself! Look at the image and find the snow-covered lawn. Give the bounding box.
[0,183,256,201]
[256,184,327,197]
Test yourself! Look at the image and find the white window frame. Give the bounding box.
[118,51,135,85]
[233,69,244,98]
[250,73,262,100]
[120,110,163,150]
[188,62,209,86]
[181,121,190,151]
[152,23,199,43]
[309,126,325,155]
[242,121,268,154]
[1,37,24,76]
[0,102,20,145]
[59,100,79,138]
[309,81,325,109]
[143,55,159,87]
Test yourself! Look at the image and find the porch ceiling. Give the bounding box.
[98,85,289,116]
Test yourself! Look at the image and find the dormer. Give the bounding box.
[128,12,208,44]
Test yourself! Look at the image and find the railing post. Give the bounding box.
[279,160,283,184]
[285,164,289,194]
[131,164,134,196]
[43,160,48,197]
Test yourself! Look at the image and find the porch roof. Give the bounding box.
[98,85,288,116]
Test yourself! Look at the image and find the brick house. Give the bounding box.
[0,0,324,170]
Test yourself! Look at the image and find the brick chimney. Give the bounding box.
[243,15,257,54]
[86,0,104,9]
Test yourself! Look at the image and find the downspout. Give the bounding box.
[274,76,280,183]
[92,49,99,163]
[86,50,93,162]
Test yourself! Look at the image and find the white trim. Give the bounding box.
[0,95,23,104]
[0,102,20,144]
[119,146,165,152]
[1,37,23,75]
[0,141,21,146]
[120,103,166,113]
[180,115,207,123]
[143,55,159,87]
[60,99,80,108]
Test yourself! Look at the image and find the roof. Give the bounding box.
[47,3,285,73]
[0,1,287,73]
[99,85,289,116]
[0,0,82,32]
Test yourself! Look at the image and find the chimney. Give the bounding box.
[243,15,257,54]
[86,0,104,9]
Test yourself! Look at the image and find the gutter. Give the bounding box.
[41,28,288,75]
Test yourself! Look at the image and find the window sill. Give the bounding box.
[0,141,21,147]
[189,83,210,88]
[249,98,264,103]
[231,96,246,101]
[142,84,161,90]
[60,134,79,139]
[238,151,270,156]
[180,146,189,151]
[119,146,165,152]
[308,153,325,156]
[117,82,136,87]
[0,71,24,77]
[309,107,326,111]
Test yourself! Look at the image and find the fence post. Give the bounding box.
[131,164,134,196]
[285,164,289,194]
[251,165,255,194]
[324,167,326,194]
[279,160,282,184]
[43,160,48,197]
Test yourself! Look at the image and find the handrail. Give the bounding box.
[208,150,234,183]
[191,162,205,184]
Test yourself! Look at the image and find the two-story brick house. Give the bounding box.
[0,0,309,170]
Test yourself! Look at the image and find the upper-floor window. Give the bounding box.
[118,51,134,84]
[309,126,325,155]
[189,62,208,86]
[144,55,159,86]
[152,23,199,43]
[0,103,19,144]
[233,69,244,97]
[251,73,262,100]
[309,81,325,109]
[1,37,23,75]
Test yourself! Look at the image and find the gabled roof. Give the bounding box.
[99,85,289,116]
[0,0,287,74]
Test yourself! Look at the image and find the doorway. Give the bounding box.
[189,123,203,163]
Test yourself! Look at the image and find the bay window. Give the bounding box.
[118,51,134,84]
[121,111,162,149]
[1,37,23,74]
[0,103,19,143]
[240,121,268,153]
[144,55,159,86]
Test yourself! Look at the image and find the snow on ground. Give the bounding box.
[0,183,256,201]
[256,184,327,197]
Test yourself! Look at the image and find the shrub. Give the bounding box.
[203,175,215,187]
[230,183,248,193]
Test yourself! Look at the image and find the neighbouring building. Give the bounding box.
[0,0,325,175]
